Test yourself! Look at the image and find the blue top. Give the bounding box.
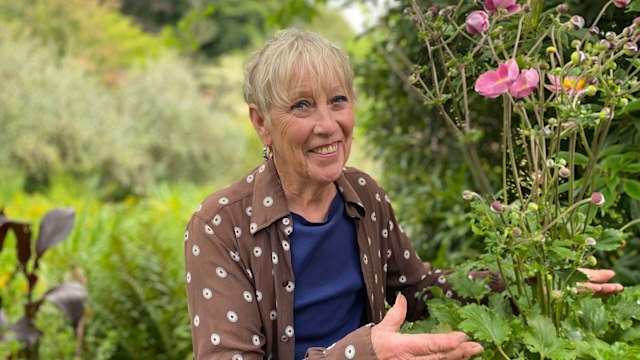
[290,192,366,360]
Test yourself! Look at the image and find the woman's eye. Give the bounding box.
[291,100,311,111]
[331,96,349,107]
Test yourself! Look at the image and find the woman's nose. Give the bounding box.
[313,105,339,134]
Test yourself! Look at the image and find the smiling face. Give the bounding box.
[252,70,354,190]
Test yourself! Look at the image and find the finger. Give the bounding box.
[576,282,601,293]
[594,282,624,296]
[578,268,616,282]
[377,293,407,332]
[413,341,483,360]
[409,332,470,354]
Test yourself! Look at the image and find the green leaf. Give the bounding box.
[576,298,608,336]
[448,269,492,301]
[622,162,640,173]
[596,228,625,251]
[618,98,640,114]
[623,179,640,200]
[522,315,572,359]
[459,304,511,345]
[427,301,463,327]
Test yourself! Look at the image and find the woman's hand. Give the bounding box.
[576,268,624,297]
[371,294,483,360]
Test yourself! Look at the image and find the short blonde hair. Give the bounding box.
[243,28,356,120]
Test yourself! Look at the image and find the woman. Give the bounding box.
[184,28,623,360]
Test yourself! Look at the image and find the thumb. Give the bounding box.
[377,293,407,332]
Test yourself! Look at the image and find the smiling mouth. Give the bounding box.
[310,142,339,155]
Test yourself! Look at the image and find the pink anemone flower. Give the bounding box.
[545,74,586,96]
[509,68,539,98]
[466,10,490,34]
[483,0,522,17]
[475,59,520,98]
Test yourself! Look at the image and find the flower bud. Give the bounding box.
[599,107,611,120]
[622,26,634,38]
[569,15,585,30]
[527,202,539,212]
[624,41,638,56]
[556,4,568,13]
[634,17,640,27]
[587,255,598,266]
[597,39,612,51]
[589,26,600,36]
[462,190,475,200]
[546,159,556,167]
[491,200,504,213]
[429,6,439,15]
[536,234,546,243]
[559,167,571,178]
[584,85,597,96]
[546,46,557,54]
[513,227,522,237]
[570,51,587,65]
[591,191,605,205]
[585,237,597,246]
[614,0,631,8]
[465,10,490,35]
[547,117,558,125]
[403,7,412,16]
[571,40,582,49]
[605,31,617,41]
[523,3,531,12]
[552,289,563,299]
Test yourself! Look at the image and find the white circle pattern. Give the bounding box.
[382,229,388,238]
[229,251,240,262]
[282,217,290,225]
[202,288,212,299]
[259,164,266,173]
[245,207,252,216]
[281,240,290,251]
[234,227,242,238]
[204,224,213,235]
[193,315,200,327]
[243,291,253,302]
[252,334,260,346]
[219,197,229,205]
[232,354,243,360]
[253,247,262,257]
[387,249,392,258]
[371,212,376,222]
[250,223,258,233]
[438,275,447,284]
[285,325,294,337]
[227,311,238,322]
[358,177,366,186]
[272,252,278,264]
[363,254,368,264]
[270,310,277,320]
[345,345,356,359]
[285,281,294,292]
[211,333,220,345]
[216,267,227,278]
[184,230,189,241]
[256,291,263,301]
[263,196,274,207]
[213,214,222,225]
[246,174,254,183]
[399,275,407,283]
[186,272,191,283]
[404,250,411,259]
[192,245,200,256]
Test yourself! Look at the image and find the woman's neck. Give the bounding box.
[281,180,337,223]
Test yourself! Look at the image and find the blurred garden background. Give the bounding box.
[1,0,639,359]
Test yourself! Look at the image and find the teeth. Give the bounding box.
[312,143,338,154]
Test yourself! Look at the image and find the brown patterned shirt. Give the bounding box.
[184,159,463,359]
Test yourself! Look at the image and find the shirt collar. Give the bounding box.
[251,160,366,233]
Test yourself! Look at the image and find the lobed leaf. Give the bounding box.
[623,179,640,200]
[459,304,511,345]
[596,229,626,251]
[522,315,573,359]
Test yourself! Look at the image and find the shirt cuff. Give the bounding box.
[304,323,377,359]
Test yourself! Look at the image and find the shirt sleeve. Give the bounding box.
[184,214,265,359]
[304,324,376,359]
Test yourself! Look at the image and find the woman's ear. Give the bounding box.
[249,104,271,145]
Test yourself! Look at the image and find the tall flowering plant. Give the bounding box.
[403,0,640,358]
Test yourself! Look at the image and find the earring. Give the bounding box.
[263,144,273,160]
